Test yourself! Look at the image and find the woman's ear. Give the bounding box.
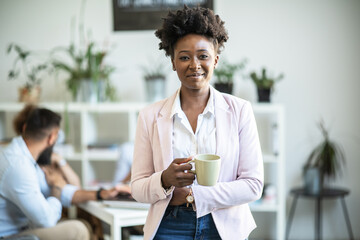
[171,58,176,71]
[214,55,219,69]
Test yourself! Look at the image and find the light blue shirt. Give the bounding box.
[0,137,77,237]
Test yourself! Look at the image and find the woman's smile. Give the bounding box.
[186,72,206,79]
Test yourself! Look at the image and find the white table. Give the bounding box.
[78,201,149,240]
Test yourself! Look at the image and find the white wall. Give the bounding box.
[1,0,359,239]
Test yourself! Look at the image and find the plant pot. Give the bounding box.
[18,86,41,103]
[97,81,107,102]
[76,79,97,103]
[214,83,233,94]
[304,167,323,194]
[257,88,271,102]
[75,79,108,103]
[145,78,166,102]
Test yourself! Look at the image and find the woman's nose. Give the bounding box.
[189,58,201,69]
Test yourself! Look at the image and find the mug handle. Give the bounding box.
[188,159,196,174]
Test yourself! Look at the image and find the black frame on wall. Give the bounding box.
[113,0,214,31]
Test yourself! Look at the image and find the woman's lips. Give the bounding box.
[187,73,205,79]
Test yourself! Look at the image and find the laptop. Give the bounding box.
[102,192,150,209]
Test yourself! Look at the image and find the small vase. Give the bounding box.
[76,79,98,103]
[257,88,271,102]
[97,80,107,102]
[304,168,322,194]
[145,78,166,102]
[18,86,41,103]
[214,83,233,94]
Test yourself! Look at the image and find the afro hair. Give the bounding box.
[155,5,229,57]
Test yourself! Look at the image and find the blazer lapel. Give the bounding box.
[213,88,233,160]
[155,91,178,168]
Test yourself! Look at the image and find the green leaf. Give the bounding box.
[303,121,346,182]
[250,67,284,89]
[7,44,14,54]
[214,60,246,84]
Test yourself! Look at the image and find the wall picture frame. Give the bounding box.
[113,0,214,31]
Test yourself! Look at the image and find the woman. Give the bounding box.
[131,5,264,240]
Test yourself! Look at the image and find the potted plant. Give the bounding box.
[249,67,284,102]
[52,42,116,103]
[141,60,168,102]
[7,43,49,103]
[303,121,346,194]
[213,59,246,94]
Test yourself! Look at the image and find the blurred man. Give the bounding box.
[0,106,89,239]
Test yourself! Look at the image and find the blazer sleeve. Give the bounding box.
[192,101,264,218]
[130,110,172,204]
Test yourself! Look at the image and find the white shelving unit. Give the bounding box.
[0,102,147,189]
[0,102,285,239]
[251,103,285,240]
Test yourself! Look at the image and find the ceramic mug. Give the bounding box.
[190,154,221,186]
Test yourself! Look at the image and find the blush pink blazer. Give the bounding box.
[131,86,264,240]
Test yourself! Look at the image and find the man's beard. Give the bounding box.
[37,144,54,166]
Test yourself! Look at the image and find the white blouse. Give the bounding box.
[171,88,216,159]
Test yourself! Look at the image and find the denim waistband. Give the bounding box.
[167,203,194,210]
[168,203,191,207]
[166,203,195,218]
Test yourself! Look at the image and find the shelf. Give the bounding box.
[252,103,284,114]
[83,103,147,112]
[88,155,118,161]
[263,154,279,163]
[87,148,120,161]
[62,152,82,161]
[0,102,283,114]
[0,103,25,112]
[250,202,278,212]
[0,102,147,113]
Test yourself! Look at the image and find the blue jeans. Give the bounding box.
[154,204,221,240]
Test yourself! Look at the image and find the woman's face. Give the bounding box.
[172,34,219,92]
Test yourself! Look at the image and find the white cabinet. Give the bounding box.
[0,102,146,189]
[250,104,285,240]
[0,102,285,239]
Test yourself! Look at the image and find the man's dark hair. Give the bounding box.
[155,5,229,57]
[13,104,36,135]
[13,105,61,141]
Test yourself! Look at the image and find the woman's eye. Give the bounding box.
[179,56,189,61]
[199,55,209,59]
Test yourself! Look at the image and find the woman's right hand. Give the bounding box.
[161,156,195,188]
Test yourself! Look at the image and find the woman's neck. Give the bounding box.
[179,85,210,112]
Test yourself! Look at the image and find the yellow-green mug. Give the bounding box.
[190,154,221,186]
